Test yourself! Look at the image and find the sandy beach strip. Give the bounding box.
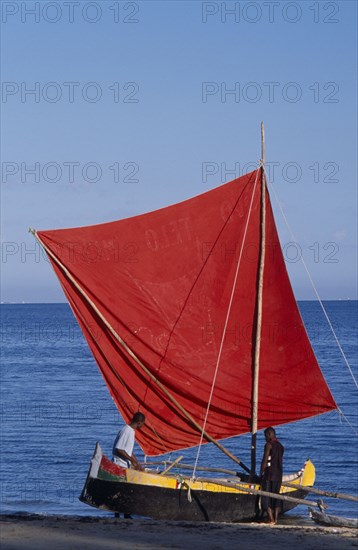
[0,515,357,550]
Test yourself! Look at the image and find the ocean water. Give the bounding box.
[0,302,357,520]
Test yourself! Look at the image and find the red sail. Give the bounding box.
[37,169,337,456]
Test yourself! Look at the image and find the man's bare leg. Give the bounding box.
[267,507,275,523]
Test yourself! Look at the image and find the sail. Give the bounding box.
[37,169,337,456]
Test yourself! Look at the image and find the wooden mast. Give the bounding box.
[250,121,266,476]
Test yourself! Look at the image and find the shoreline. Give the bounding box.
[1,514,356,550]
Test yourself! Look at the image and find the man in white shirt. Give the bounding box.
[113,412,145,470]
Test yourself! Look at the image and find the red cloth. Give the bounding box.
[100,455,126,477]
[38,169,336,455]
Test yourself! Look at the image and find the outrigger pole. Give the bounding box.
[29,228,251,474]
[147,460,358,503]
[250,121,266,476]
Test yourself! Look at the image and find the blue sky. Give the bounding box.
[1,0,357,302]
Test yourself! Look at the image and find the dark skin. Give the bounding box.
[260,429,280,524]
[113,418,145,471]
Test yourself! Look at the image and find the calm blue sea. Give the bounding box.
[0,302,357,520]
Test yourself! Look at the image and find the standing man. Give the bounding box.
[260,427,284,524]
[113,412,145,471]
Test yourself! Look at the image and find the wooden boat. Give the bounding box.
[79,442,315,521]
[31,125,338,521]
[309,508,358,529]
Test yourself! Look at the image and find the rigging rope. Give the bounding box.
[263,164,358,392]
[337,407,358,437]
[191,165,262,480]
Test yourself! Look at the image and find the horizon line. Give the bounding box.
[1,299,357,305]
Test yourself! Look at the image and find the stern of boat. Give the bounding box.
[79,442,128,510]
[301,459,315,487]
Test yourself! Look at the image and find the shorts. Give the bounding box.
[261,479,282,510]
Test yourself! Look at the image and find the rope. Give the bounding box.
[191,165,262,480]
[337,407,358,436]
[262,165,358,392]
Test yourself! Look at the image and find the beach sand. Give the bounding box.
[0,515,357,550]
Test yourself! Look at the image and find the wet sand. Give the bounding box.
[0,515,357,550]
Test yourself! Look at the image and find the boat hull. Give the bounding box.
[81,476,309,522]
[79,444,315,522]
